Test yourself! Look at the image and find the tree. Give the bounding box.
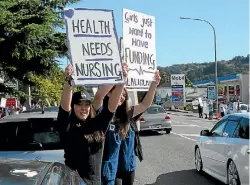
[28,65,65,106]
[158,68,170,86]
[185,75,193,87]
[0,0,80,82]
[28,65,95,106]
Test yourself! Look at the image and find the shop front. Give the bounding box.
[192,74,249,104]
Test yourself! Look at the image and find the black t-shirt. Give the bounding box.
[56,106,114,185]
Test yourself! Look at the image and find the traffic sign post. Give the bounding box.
[156,95,161,105]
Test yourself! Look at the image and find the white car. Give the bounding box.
[239,104,248,113]
[195,113,249,185]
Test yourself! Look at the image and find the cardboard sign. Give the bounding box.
[64,8,124,86]
[123,9,156,91]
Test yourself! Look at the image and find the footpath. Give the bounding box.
[167,109,219,120]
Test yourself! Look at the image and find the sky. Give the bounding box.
[60,0,249,68]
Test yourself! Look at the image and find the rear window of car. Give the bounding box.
[240,105,248,111]
[146,106,166,114]
[0,118,62,151]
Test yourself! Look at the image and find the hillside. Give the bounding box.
[159,55,249,82]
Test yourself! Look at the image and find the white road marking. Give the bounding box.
[180,134,200,137]
[172,121,188,124]
[171,132,197,142]
[172,124,201,127]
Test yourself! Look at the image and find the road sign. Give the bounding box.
[156,95,161,102]
[207,85,216,100]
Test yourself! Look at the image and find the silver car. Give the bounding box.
[139,105,172,134]
[195,113,249,185]
[0,158,86,185]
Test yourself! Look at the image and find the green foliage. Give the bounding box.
[0,0,81,81]
[28,65,64,106]
[158,68,170,86]
[161,55,249,82]
[75,86,94,97]
[185,75,193,87]
[27,65,95,105]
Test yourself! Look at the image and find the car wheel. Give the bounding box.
[227,160,241,185]
[165,129,171,134]
[195,147,203,173]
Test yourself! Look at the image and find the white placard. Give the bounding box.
[120,37,124,62]
[64,8,124,86]
[92,87,98,95]
[123,8,156,91]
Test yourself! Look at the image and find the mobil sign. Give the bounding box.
[171,74,185,86]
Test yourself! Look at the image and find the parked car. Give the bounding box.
[195,113,249,185]
[0,158,86,185]
[0,111,64,163]
[139,105,172,134]
[239,104,248,113]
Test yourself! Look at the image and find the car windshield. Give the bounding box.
[0,118,62,151]
[240,105,248,110]
[146,106,166,114]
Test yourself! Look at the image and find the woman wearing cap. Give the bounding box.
[96,70,160,185]
[56,64,127,185]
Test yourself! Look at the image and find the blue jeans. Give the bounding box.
[101,179,115,185]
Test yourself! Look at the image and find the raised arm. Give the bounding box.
[108,63,128,112]
[133,70,161,117]
[60,65,73,111]
[93,63,128,111]
[93,85,114,111]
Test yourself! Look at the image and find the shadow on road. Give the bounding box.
[139,130,164,137]
[145,169,224,185]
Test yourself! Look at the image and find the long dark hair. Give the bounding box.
[70,102,105,143]
[104,87,130,139]
[132,92,147,122]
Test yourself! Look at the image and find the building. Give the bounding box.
[156,82,207,104]
[192,74,249,104]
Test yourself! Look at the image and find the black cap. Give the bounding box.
[72,91,92,105]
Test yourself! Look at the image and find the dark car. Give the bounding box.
[0,158,86,185]
[0,111,64,162]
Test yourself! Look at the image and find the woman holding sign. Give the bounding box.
[96,70,161,185]
[56,64,127,185]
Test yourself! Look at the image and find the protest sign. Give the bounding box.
[119,37,124,62]
[123,8,156,91]
[64,8,123,86]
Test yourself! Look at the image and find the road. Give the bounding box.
[134,113,224,185]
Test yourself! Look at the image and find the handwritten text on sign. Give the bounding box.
[123,9,156,91]
[64,8,123,86]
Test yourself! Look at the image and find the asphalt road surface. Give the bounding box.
[134,113,224,185]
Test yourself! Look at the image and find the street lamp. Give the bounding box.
[180,16,219,114]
